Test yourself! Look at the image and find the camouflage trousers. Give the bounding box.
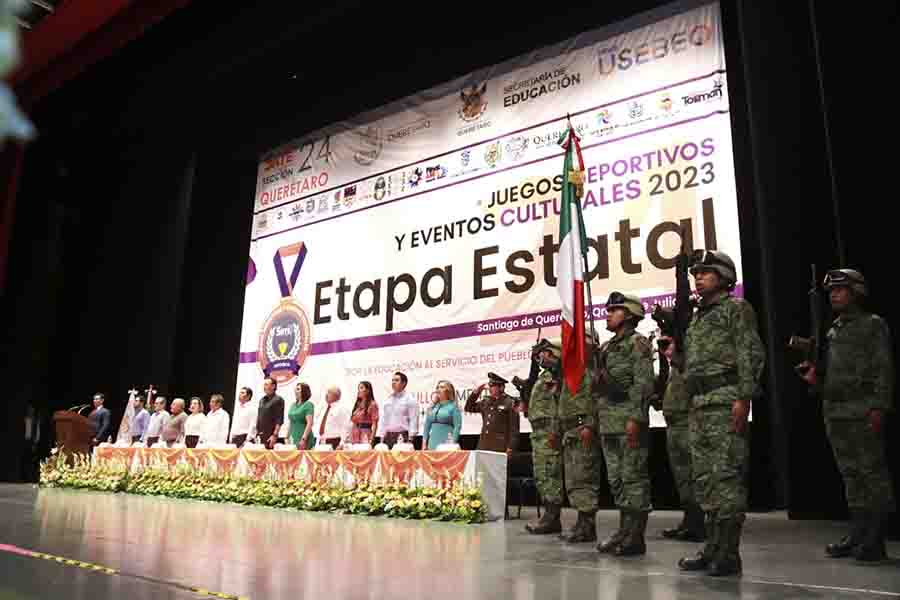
[665,411,694,505]
[601,431,651,512]
[826,418,896,512]
[690,404,749,521]
[530,428,563,505]
[562,426,604,513]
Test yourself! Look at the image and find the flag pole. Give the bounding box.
[582,242,600,370]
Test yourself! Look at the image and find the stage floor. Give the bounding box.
[0,484,897,599]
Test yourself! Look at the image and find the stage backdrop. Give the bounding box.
[237,0,742,434]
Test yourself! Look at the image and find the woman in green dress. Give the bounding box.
[423,380,462,450]
[288,382,316,449]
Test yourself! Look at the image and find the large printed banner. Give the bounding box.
[238,1,740,432]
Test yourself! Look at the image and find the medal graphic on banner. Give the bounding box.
[257,242,313,383]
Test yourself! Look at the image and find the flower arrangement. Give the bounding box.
[39,451,487,524]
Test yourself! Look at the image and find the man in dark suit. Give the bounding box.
[256,377,285,449]
[88,393,112,446]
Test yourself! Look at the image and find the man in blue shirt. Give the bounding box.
[88,393,111,446]
[130,395,150,444]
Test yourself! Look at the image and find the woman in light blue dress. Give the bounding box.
[423,380,462,450]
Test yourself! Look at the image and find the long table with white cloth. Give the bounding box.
[93,444,507,521]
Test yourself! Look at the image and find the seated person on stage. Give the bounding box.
[256,377,285,449]
[162,398,188,447]
[316,386,349,449]
[228,386,257,447]
[202,394,230,446]
[142,396,169,446]
[380,371,417,448]
[288,382,316,449]
[349,381,379,445]
[130,395,150,444]
[184,396,207,448]
[465,372,520,455]
[423,380,462,450]
[88,393,111,446]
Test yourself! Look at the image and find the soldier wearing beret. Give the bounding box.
[465,372,520,454]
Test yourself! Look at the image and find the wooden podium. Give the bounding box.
[53,407,94,461]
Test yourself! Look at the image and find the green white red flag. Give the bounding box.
[556,122,589,394]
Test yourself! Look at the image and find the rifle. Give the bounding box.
[512,327,542,416]
[650,225,694,403]
[789,264,826,375]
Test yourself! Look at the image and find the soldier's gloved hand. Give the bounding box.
[625,419,640,448]
[578,426,593,448]
[868,409,883,435]
[731,399,750,434]
[547,432,559,450]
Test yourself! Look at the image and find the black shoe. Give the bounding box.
[597,511,626,552]
[708,555,742,576]
[613,511,647,556]
[526,503,562,535]
[854,509,889,563]
[854,541,887,563]
[661,512,688,539]
[826,508,866,558]
[826,535,859,558]
[562,511,597,543]
[678,551,711,571]
[678,512,717,571]
[708,518,743,576]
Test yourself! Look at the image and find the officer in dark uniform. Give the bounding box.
[465,372,520,454]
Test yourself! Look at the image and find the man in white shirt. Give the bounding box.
[379,372,418,448]
[315,386,350,449]
[202,394,231,446]
[142,396,170,446]
[229,387,257,447]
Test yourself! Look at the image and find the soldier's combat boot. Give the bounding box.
[562,511,597,543]
[826,508,866,558]
[661,510,688,539]
[613,511,648,556]
[597,510,627,552]
[678,512,717,571]
[708,518,742,576]
[526,503,562,534]
[854,509,889,563]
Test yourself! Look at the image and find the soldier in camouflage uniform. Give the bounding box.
[796,268,895,563]
[525,338,564,534]
[677,250,764,577]
[557,325,603,543]
[594,292,655,556]
[659,343,706,542]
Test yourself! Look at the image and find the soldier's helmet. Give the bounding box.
[605,291,645,318]
[823,268,867,296]
[532,338,562,359]
[689,249,736,287]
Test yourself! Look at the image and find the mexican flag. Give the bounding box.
[557,123,588,395]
